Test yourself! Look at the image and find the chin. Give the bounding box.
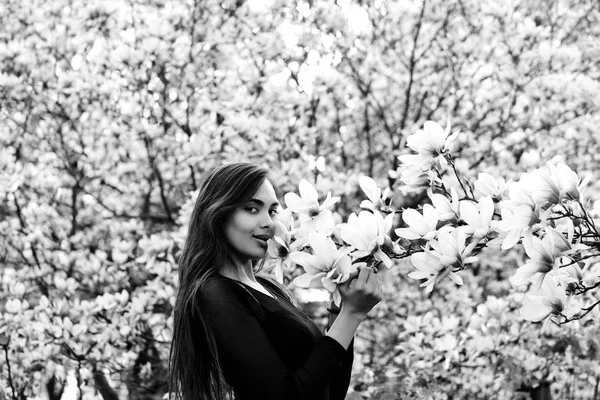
[238,249,267,263]
[250,250,268,260]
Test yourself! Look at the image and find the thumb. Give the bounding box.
[338,270,360,293]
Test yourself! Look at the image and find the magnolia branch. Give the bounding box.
[448,156,474,200]
[557,298,600,325]
[1,337,17,400]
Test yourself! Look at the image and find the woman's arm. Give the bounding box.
[325,303,355,400]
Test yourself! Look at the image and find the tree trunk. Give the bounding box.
[93,369,120,400]
[46,375,65,400]
[530,382,552,400]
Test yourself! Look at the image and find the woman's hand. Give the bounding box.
[338,265,382,319]
[325,266,383,349]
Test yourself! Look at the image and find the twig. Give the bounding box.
[1,337,18,400]
[77,361,83,400]
[447,156,473,200]
[557,298,600,324]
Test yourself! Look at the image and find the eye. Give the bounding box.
[269,208,279,217]
[246,206,259,214]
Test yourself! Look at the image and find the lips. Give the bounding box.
[252,234,272,242]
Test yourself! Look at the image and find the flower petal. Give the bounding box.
[341,224,371,250]
[284,192,312,213]
[359,176,381,203]
[394,228,422,240]
[289,252,326,274]
[520,304,552,322]
[293,273,326,288]
[299,179,319,203]
[309,232,337,256]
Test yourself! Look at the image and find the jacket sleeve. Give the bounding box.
[199,279,350,400]
[327,338,354,400]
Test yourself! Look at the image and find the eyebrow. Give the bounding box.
[248,198,280,208]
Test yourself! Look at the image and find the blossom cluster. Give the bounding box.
[266,120,600,325]
[265,176,398,305]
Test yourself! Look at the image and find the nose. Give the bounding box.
[260,211,275,231]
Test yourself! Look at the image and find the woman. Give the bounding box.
[169,163,382,400]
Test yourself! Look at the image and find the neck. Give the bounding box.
[220,257,257,284]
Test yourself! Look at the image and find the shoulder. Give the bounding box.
[199,274,267,322]
[200,274,237,302]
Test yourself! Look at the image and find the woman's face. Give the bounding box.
[224,179,280,263]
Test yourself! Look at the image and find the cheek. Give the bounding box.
[226,214,254,237]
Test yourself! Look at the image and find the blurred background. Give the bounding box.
[1,0,600,399]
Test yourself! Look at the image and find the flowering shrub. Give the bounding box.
[269,120,600,327]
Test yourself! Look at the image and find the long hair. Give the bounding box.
[168,163,271,400]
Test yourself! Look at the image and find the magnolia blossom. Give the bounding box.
[398,165,433,191]
[266,209,298,283]
[497,186,541,249]
[510,237,556,288]
[395,204,438,241]
[284,179,339,236]
[510,227,582,287]
[408,228,477,292]
[398,120,460,170]
[520,274,566,323]
[429,228,478,269]
[290,232,359,305]
[430,188,460,221]
[459,196,494,240]
[340,210,395,268]
[473,173,509,201]
[5,298,28,313]
[518,163,581,209]
[556,263,584,287]
[359,176,390,211]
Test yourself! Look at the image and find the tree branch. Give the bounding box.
[1,336,18,400]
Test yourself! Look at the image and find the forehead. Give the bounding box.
[251,180,279,204]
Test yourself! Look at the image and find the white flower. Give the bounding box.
[518,163,581,209]
[396,204,438,241]
[510,227,582,287]
[266,209,298,283]
[430,188,460,221]
[5,298,27,313]
[403,120,460,169]
[509,236,555,287]
[459,196,494,240]
[473,173,509,201]
[290,232,360,305]
[408,228,477,292]
[397,164,433,191]
[520,275,566,323]
[284,179,340,236]
[429,228,478,270]
[359,176,388,211]
[340,210,395,268]
[497,187,540,250]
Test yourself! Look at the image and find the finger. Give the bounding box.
[365,266,377,284]
[339,270,361,292]
[347,270,360,281]
[357,265,372,284]
[376,276,384,293]
[369,273,382,292]
[338,277,353,292]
